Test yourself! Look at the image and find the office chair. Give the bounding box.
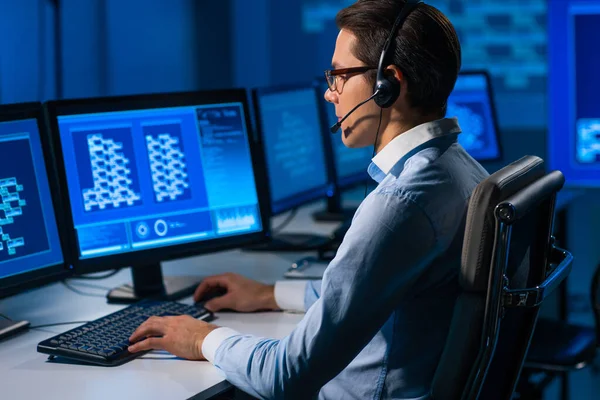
[517,260,599,400]
[430,155,573,400]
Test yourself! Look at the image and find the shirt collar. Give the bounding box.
[368,117,461,182]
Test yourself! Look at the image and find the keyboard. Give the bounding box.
[37,300,213,367]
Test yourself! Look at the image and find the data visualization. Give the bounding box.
[0,119,63,278]
[75,128,143,212]
[144,123,191,203]
[56,103,262,258]
[0,177,27,256]
[446,73,501,161]
[256,87,330,214]
[576,119,600,164]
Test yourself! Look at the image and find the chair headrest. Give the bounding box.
[461,155,545,292]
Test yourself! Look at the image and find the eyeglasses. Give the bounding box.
[324,66,377,94]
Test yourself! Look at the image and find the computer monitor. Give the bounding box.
[446,71,502,162]
[0,102,70,338]
[247,83,334,251]
[312,80,374,222]
[45,90,270,303]
[548,1,600,187]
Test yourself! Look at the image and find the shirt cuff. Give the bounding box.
[202,327,240,364]
[274,280,308,312]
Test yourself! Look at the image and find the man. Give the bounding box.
[129,1,489,398]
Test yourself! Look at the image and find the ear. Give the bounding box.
[385,65,404,85]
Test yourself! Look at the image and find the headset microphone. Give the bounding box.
[330,90,380,134]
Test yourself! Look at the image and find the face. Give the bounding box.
[325,29,382,148]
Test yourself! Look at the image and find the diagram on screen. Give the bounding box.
[0,177,26,256]
[447,101,485,152]
[82,133,142,212]
[145,132,191,203]
[215,207,257,233]
[576,119,600,164]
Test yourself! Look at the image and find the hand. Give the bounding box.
[193,272,279,313]
[128,315,219,360]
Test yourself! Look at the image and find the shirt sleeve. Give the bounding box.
[209,192,438,399]
[273,280,308,312]
[304,280,322,311]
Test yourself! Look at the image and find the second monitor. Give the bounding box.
[246,83,335,251]
[46,90,270,303]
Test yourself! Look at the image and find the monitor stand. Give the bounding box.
[312,194,357,222]
[0,319,30,341]
[106,263,201,304]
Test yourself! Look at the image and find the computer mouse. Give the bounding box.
[194,287,228,307]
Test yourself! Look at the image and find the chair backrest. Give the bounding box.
[431,155,568,400]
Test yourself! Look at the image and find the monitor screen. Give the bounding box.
[318,82,373,189]
[549,2,600,187]
[255,86,331,215]
[53,98,264,260]
[446,72,502,162]
[0,118,64,282]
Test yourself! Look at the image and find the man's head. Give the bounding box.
[325,0,461,149]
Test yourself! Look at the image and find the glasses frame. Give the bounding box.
[324,66,377,93]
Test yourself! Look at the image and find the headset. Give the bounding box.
[330,0,423,134]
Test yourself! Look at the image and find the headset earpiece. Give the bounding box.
[374,72,401,109]
[373,0,422,109]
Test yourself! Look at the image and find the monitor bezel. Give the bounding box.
[452,69,504,163]
[252,83,336,216]
[45,89,271,274]
[0,102,72,299]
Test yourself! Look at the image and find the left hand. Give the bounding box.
[128,315,219,360]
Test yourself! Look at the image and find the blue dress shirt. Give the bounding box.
[202,117,489,399]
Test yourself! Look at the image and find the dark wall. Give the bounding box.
[0,0,233,102]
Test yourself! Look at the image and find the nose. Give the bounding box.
[324,88,338,104]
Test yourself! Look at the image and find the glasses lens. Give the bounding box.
[325,71,336,91]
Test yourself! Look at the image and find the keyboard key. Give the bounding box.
[37,300,213,366]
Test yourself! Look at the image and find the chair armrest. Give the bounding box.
[503,246,573,308]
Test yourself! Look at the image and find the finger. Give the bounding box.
[205,294,234,312]
[129,318,167,343]
[193,275,229,301]
[128,337,164,353]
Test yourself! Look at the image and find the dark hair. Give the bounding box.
[336,0,461,116]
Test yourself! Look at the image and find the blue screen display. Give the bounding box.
[56,103,263,259]
[0,119,64,279]
[256,87,330,214]
[549,1,600,187]
[318,82,373,188]
[446,74,501,161]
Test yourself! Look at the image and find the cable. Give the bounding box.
[272,208,299,234]
[30,321,89,330]
[0,313,12,321]
[61,280,106,298]
[70,269,121,280]
[365,108,384,199]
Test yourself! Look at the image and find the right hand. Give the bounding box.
[193,273,279,313]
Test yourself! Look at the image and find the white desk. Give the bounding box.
[0,202,344,400]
